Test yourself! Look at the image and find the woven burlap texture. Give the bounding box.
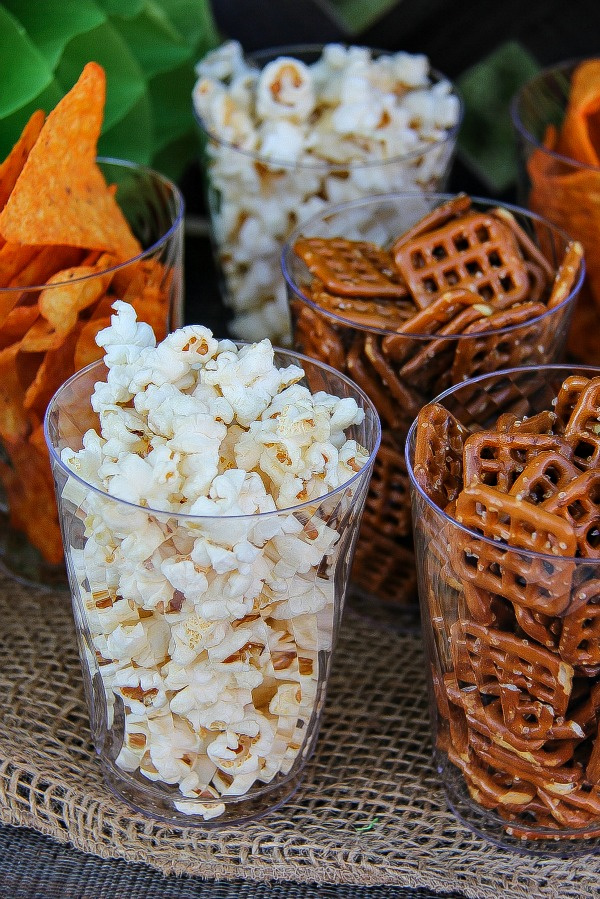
[1,576,599,898]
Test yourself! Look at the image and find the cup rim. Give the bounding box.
[281,191,585,338]
[510,57,600,174]
[193,42,463,171]
[43,349,382,522]
[405,362,600,567]
[0,156,186,294]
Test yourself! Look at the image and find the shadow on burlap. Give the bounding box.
[0,575,598,898]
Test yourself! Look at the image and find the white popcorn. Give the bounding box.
[60,303,372,819]
[193,41,461,344]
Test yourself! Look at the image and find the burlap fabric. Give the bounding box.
[1,576,600,898]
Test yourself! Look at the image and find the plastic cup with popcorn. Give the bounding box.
[44,301,380,825]
[193,40,462,346]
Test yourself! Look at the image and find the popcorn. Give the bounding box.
[193,40,461,344]
[59,302,372,819]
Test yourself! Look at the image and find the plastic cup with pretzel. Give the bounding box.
[406,363,600,853]
[282,193,584,621]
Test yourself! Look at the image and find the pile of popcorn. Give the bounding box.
[60,301,370,819]
[193,40,461,345]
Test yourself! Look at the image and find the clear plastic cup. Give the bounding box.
[407,363,600,854]
[282,193,583,619]
[44,352,380,826]
[0,158,184,589]
[194,43,462,346]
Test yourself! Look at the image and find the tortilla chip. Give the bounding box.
[0,243,40,288]
[23,323,80,418]
[0,109,45,213]
[0,63,141,259]
[557,59,600,167]
[0,343,34,441]
[0,305,40,351]
[74,314,110,371]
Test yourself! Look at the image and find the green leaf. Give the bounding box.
[154,0,220,52]
[456,41,541,193]
[98,89,154,165]
[113,7,191,78]
[148,63,196,152]
[0,80,63,161]
[152,129,199,181]
[93,0,145,18]
[4,0,106,70]
[0,7,54,117]
[55,21,147,131]
[324,0,398,34]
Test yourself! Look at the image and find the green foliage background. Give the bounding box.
[0,0,221,180]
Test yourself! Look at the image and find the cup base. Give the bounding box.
[102,756,304,828]
[0,509,67,591]
[439,752,600,858]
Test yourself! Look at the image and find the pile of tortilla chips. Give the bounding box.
[527,59,600,364]
[0,62,175,567]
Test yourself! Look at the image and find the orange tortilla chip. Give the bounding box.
[0,109,45,213]
[0,243,40,288]
[0,305,40,350]
[9,245,85,289]
[0,63,141,259]
[557,59,600,168]
[23,323,79,418]
[74,314,110,371]
[0,343,34,441]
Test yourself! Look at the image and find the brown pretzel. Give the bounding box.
[469,730,584,789]
[542,470,600,558]
[452,484,576,616]
[306,281,417,330]
[501,410,557,435]
[563,377,600,470]
[293,237,408,298]
[449,301,549,384]
[554,374,591,432]
[547,240,584,309]
[392,212,531,310]
[381,288,482,364]
[391,193,472,255]
[346,333,401,429]
[363,333,423,421]
[513,603,561,651]
[559,579,600,668]
[489,206,555,285]
[462,430,573,493]
[509,450,580,506]
[413,403,470,509]
[290,301,346,371]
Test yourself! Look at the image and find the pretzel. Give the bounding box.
[391,193,472,255]
[500,409,557,435]
[392,212,531,310]
[452,484,576,616]
[559,579,600,668]
[513,603,561,650]
[306,283,417,330]
[290,302,346,371]
[554,374,591,432]
[563,377,600,470]
[449,301,549,384]
[489,206,555,284]
[542,470,600,559]
[380,288,483,364]
[547,240,584,309]
[347,334,401,429]
[363,334,423,421]
[462,430,573,493]
[509,450,580,506]
[293,236,408,298]
[413,403,470,509]
[469,730,585,790]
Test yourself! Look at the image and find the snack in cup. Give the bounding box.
[193,41,461,344]
[412,373,600,841]
[45,301,379,822]
[0,63,182,577]
[285,193,584,610]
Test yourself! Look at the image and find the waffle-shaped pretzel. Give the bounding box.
[543,470,600,558]
[513,603,561,651]
[489,206,555,285]
[290,302,346,371]
[391,193,472,254]
[457,750,538,812]
[547,240,584,309]
[392,212,531,310]
[347,334,401,429]
[413,403,470,509]
[294,237,408,298]
[564,377,600,470]
[559,579,600,668]
[381,288,482,364]
[363,333,423,420]
[509,450,580,506]
[449,301,549,385]
[469,730,584,790]
[306,281,417,330]
[462,431,573,493]
[452,484,577,616]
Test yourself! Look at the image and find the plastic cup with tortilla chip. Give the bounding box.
[511,59,600,365]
